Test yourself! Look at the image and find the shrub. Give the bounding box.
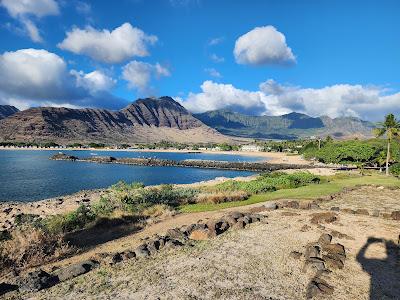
[196,191,249,204]
[0,227,72,274]
[213,172,320,194]
[390,163,400,177]
[42,205,96,235]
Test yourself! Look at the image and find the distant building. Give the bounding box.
[241,144,263,152]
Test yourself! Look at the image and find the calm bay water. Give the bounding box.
[0,150,263,202]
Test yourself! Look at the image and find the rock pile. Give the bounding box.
[0,211,267,296]
[290,233,347,299]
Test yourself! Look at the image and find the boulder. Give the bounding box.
[232,220,246,230]
[310,212,338,224]
[189,229,212,240]
[306,276,334,298]
[322,254,344,270]
[222,215,237,226]
[330,207,340,212]
[53,260,99,282]
[166,228,187,242]
[391,211,400,220]
[263,202,278,210]
[330,230,354,240]
[0,282,18,296]
[355,209,369,216]
[134,244,150,258]
[164,239,184,248]
[249,213,265,222]
[300,224,311,232]
[146,240,159,255]
[323,243,345,255]
[287,201,300,209]
[305,244,321,258]
[318,234,332,246]
[120,251,136,260]
[17,270,59,292]
[230,212,244,220]
[305,257,326,271]
[341,208,356,214]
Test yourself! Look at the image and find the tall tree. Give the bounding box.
[374,114,400,175]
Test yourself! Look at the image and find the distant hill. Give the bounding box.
[0,97,230,144]
[194,110,375,140]
[0,105,19,120]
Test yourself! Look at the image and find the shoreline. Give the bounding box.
[0,147,311,165]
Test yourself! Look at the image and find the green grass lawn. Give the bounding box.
[179,173,400,213]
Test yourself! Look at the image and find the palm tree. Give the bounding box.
[374,114,400,175]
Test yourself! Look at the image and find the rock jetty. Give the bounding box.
[50,154,317,172]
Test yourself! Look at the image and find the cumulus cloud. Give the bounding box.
[204,68,222,78]
[179,79,400,121]
[234,26,296,66]
[58,23,158,64]
[210,53,224,63]
[180,81,266,115]
[0,48,123,110]
[0,0,59,42]
[122,60,170,92]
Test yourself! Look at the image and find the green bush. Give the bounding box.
[213,172,320,194]
[389,163,400,177]
[42,205,96,234]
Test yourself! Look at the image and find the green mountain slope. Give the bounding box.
[194,110,375,140]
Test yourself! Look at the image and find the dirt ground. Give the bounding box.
[4,185,397,300]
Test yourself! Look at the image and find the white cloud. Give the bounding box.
[0,49,122,110]
[180,81,266,115]
[179,79,400,121]
[204,68,221,78]
[122,60,170,92]
[210,53,224,63]
[58,23,158,64]
[234,26,296,66]
[0,0,59,17]
[208,37,224,46]
[72,70,116,92]
[0,0,59,42]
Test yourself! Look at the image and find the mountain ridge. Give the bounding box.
[0,98,230,144]
[194,109,375,140]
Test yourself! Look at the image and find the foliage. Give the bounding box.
[301,139,400,165]
[42,205,96,235]
[212,172,320,194]
[389,163,400,177]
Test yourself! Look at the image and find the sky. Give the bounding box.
[0,0,399,121]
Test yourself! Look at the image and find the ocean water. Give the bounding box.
[0,150,264,202]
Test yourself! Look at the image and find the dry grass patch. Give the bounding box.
[0,227,73,276]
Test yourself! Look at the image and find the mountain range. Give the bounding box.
[0,98,376,144]
[0,97,230,144]
[194,110,375,140]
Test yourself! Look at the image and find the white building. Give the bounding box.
[241,144,263,152]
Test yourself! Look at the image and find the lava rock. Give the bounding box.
[53,260,99,281]
[17,270,59,292]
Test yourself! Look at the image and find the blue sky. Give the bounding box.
[0,0,399,121]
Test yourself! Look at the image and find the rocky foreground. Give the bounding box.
[1,185,400,299]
